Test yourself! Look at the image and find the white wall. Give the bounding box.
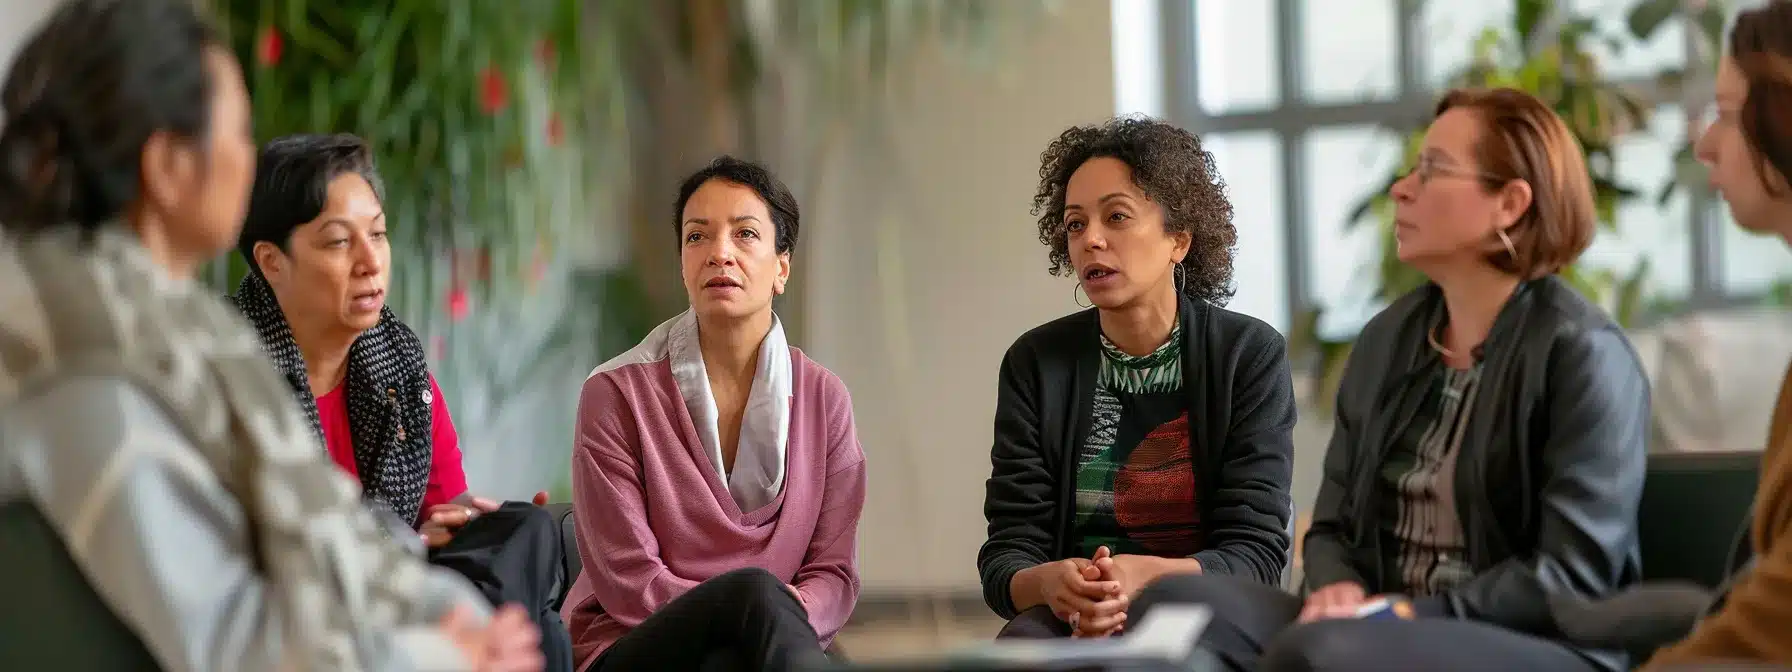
[802,0,1117,594]
[0,0,55,75]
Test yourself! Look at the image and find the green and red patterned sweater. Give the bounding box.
[1073,321,1202,558]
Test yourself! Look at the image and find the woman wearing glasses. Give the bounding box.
[1128,87,1650,672]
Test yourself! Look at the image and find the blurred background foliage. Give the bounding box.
[1291,0,1730,407]
[204,0,1053,498]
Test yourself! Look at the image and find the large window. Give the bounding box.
[1160,0,1787,336]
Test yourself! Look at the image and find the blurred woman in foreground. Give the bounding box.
[0,1,537,669]
[1645,2,1792,666]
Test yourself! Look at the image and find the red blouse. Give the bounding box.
[315,374,469,521]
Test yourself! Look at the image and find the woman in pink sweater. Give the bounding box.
[563,156,868,671]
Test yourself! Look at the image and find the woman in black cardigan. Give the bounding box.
[1130,88,1650,672]
[977,116,1298,639]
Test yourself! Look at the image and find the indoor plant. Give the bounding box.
[1292,0,1722,406]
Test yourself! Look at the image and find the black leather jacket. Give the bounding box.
[1302,276,1649,670]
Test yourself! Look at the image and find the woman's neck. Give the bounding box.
[127,212,204,280]
[1430,261,1521,367]
[1099,284,1179,357]
[293,320,357,397]
[698,310,773,386]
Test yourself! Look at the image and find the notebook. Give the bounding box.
[815,604,1216,671]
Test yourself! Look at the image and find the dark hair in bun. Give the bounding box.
[0,0,221,236]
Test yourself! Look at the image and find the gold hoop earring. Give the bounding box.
[1074,282,1092,308]
[1496,229,1517,259]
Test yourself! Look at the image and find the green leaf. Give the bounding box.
[1287,306,1323,358]
[1655,66,1689,96]
[1514,0,1551,49]
[1664,141,1709,205]
[1625,0,1680,42]
[1615,258,1652,327]
[1696,3,1730,49]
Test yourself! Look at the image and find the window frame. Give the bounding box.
[1159,0,1739,332]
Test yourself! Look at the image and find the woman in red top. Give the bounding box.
[231,133,567,671]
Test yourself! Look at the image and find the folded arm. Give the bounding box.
[1421,328,1650,631]
[1191,330,1295,585]
[571,374,702,627]
[791,385,867,640]
[978,343,1058,619]
[5,375,479,672]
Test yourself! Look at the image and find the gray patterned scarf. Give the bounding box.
[230,272,435,526]
[0,226,465,668]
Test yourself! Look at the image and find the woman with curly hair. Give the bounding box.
[1131,87,1650,672]
[976,116,1298,639]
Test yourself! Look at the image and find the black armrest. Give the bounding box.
[1549,582,1713,655]
[0,502,159,670]
[544,502,580,608]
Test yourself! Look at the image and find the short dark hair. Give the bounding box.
[0,0,221,234]
[1434,88,1596,279]
[236,133,385,273]
[1729,1,1792,197]
[672,155,799,255]
[1032,116,1238,306]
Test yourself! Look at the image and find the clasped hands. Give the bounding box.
[419,490,550,548]
[1039,557,1391,637]
[1040,546,1157,638]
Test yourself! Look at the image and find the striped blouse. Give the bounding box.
[1378,362,1481,596]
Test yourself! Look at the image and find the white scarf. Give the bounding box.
[593,309,791,511]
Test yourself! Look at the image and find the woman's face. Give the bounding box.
[141,47,255,265]
[679,178,790,322]
[1696,56,1792,237]
[1063,157,1189,309]
[1388,108,1530,268]
[256,173,390,335]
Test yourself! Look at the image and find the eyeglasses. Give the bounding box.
[1402,154,1506,186]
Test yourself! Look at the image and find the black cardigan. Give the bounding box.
[976,296,1297,618]
[1303,277,1647,671]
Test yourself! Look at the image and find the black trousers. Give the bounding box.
[428,501,575,672]
[997,605,1075,639]
[585,567,826,672]
[1131,573,1602,672]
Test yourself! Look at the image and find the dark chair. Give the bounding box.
[1550,449,1761,667]
[1636,450,1759,587]
[545,501,580,608]
[0,502,160,670]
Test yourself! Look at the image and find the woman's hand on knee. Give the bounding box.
[1297,581,1368,624]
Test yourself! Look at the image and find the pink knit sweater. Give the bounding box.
[561,346,867,667]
